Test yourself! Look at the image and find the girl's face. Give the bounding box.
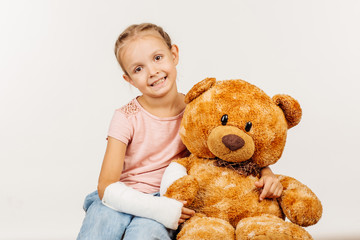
[120,33,179,99]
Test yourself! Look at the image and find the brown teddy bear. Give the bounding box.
[162,78,322,239]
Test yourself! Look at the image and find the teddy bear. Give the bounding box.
[162,78,322,239]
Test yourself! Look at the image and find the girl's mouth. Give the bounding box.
[151,76,167,87]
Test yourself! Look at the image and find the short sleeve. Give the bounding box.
[107,110,132,145]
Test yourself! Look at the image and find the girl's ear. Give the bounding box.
[123,74,135,87]
[171,44,179,65]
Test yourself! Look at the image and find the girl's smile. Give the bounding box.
[150,76,167,87]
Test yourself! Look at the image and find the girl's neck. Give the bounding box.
[137,92,186,118]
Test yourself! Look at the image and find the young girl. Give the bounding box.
[77,23,283,240]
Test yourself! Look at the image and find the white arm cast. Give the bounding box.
[102,182,182,230]
[160,162,188,196]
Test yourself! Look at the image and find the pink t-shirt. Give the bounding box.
[108,98,188,194]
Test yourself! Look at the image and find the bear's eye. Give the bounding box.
[245,121,252,132]
[221,114,228,125]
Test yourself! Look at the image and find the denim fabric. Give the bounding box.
[77,191,177,240]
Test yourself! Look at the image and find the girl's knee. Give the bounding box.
[93,202,132,228]
[124,217,172,240]
[78,201,132,239]
[82,191,99,211]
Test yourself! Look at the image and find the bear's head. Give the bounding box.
[180,78,302,168]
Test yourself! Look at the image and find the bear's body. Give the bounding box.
[173,156,284,226]
[163,78,322,239]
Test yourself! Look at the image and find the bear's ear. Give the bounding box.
[185,78,216,104]
[272,94,302,129]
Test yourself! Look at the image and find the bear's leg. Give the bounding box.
[177,214,235,240]
[235,214,313,240]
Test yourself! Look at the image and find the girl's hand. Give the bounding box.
[255,167,283,201]
[178,201,195,225]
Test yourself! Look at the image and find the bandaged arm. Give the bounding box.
[102,181,182,230]
[160,162,188,196]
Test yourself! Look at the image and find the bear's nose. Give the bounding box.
[222,134,245,151]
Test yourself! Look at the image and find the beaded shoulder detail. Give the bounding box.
[119,99,140,116]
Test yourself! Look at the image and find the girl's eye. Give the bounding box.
[155,55,162,61]
[134,67,142,73]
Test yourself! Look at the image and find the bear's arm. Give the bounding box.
[160,156,193,196]
[173,156,192,169]
[162,156,199,206]
[278,175,323,227]
[160,162,188,196]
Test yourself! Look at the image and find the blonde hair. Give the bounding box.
[114,23,172,74]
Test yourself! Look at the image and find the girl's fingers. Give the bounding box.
[182,207,195,215]
[179,207,195,224]
[269,183,279,196]
[259,182,272,200]
[180,214,192,220]
[272,184,283,197]
[254,178,264,188]
[275,187,283,198]
[259,177,283,200]
[269,185,283,198]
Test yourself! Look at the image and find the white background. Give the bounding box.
[1,0,359,239]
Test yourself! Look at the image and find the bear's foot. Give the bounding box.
[177,214,235,240]
[235,214,313,240]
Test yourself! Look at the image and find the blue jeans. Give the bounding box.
[77,191,177,240]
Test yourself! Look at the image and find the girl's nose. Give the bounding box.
[148,63,159,77]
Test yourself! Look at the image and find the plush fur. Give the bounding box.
[164,78,322,239]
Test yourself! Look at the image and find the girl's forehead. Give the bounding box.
[136,30,163,40]
[137,34,166,47]
[120,33,170,63]
[125,31,166,48]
